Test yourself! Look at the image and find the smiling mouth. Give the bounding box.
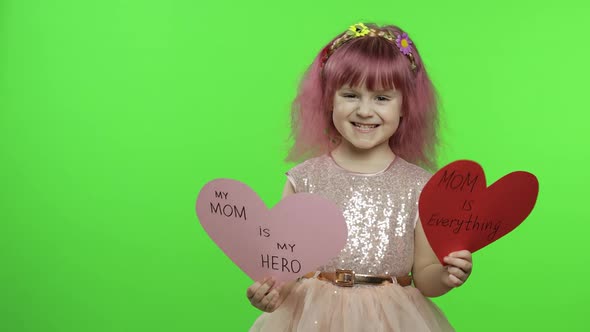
[351,122,380,129]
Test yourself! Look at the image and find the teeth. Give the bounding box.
[353,123,378,129]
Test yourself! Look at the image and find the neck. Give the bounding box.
[331,141,395,173]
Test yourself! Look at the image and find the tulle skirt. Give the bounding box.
[250,277,454,332]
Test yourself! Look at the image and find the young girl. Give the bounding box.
[246,23,472,332]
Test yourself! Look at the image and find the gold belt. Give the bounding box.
[302,269,412,287]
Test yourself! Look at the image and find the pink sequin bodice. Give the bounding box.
[286,154,431,276]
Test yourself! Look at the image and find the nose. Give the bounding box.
[356,100,374,117]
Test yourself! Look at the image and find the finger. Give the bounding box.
[247,277,270,299]
[261,289,279,312]
[260,289,279,312]
[443,256,473,273]
[449,250,472,261]
[449,273,464,287]
[447,266,467,280]
[268,294,281,312]
[252,278,276,303]
[267,296,281,312]
[258,290,273,310]
[247,282,262,300]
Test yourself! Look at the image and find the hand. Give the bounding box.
[442,250,472,288]
[246,277,284,312]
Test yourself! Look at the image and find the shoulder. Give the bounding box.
[285,155,330,192]
[395,158,433,189]
[394,159,434,228]
[286,155,329,176]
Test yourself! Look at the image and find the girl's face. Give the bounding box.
[332,84,402,152]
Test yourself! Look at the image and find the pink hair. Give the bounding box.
[286,23,439,170]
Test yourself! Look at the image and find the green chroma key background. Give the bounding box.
[1,0,588,331]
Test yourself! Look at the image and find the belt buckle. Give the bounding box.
[334,269,355,287]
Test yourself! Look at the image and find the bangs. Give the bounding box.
[323,36,411,92]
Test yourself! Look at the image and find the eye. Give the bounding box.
[343,94,357,99]
[376,96,390,101]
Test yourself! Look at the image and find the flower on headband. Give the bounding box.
[348,23,370,37]
[396,32,413,55]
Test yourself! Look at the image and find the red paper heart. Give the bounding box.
[196,179,348,282]
[419,160,539,263]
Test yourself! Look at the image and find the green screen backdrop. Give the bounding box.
[1,0,588,331]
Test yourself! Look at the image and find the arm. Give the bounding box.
[247,180,298,312]
[411,217,473,297]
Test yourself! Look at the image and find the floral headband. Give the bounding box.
[321,23,417,72]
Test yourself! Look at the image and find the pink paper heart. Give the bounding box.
[196,179,348,282]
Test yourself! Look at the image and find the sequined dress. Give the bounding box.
[250,154,454,332]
